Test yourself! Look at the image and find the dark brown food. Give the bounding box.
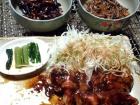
[84,0,129,19]
[33,65,138,105]
[89,68,134,92]
[76,90,139,105]
[18,0,62,20]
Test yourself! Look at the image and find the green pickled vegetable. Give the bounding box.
[13,42,41,69]
[22,45,29,65]
[29,42,36,63]
[14,47,23,68]
[6,49,13,70]
[35,43,41,63]
[29,42,41,63]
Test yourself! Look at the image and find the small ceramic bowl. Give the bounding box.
[8,0,73,32]
[77,0,140,32]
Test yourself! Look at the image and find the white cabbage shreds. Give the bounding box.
[51,29,135,75]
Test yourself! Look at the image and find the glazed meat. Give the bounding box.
[89,68,133,92]
[50,65,69,86]
[75,90,138,105]
[33,65,138,105]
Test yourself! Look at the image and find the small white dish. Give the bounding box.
[0,38,50,76]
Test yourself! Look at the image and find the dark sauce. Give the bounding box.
[18,0,63,20]
[33,66,138,105]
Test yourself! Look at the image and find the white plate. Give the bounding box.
[0,38,50,76]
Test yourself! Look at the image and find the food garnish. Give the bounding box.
[53,33,135,76]
[14,47,24,68]
[84,0,129,19]
[6,42,41,69]
[29,42,41,63]
[6,49,13,70]
[18,0,63,20]
[22,45,30,65]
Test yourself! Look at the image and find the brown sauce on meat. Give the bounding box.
[32,66,138,105]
